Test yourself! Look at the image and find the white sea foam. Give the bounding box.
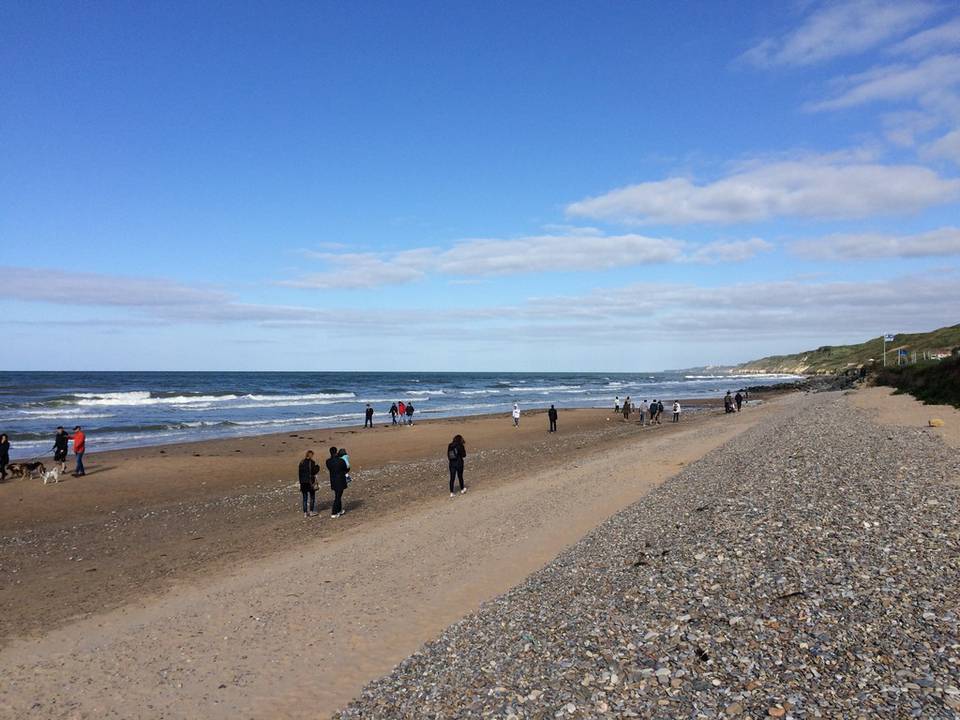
[72,390,356,408]
[76,392,238,406]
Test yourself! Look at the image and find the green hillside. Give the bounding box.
[735,324,960,375]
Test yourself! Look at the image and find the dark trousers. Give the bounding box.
[332,487,344,515]
[301,488,316,513]
[75,452,85,476]
[673,413,680,423]
[449,462,464,492]
[549,419,557,432]
[0,458,6,481]
[391,414,397,424]
[364,416,373,428]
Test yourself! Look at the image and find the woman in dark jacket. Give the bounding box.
[298,450,320,517]
[326,446,348,518]
[52,427,69,473]
[447,434,466,497]
[0,433,9,482]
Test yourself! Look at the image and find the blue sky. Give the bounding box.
[2,0,959,371]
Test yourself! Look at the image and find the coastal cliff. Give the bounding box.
[734,324,960,375]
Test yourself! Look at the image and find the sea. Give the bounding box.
[0,371,803,459]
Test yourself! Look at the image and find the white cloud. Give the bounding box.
[437,233,683,274]
[807,53,960,111]
[687,238,773,263]
[741,0,937,67]
[0,266,413,329]
[922,127,960,163]
[791,227,960,259]
[882,110,942,146]
[565,160,960,224]
[283,231,776,289]
[0,267,231,307]
[516,273,960,341]
[891,16,960,56]
[4,266,958,354]
[291,248,434,289]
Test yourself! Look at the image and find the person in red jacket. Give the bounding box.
[72,425,86,476]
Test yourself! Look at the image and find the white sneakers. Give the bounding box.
[460,488,466,494]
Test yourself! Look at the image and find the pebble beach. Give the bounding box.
[337,391,960,719]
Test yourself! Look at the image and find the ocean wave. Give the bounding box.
[507,385,581,392]
[74,392,238,406]
[66,390,357,408]
[230,413,356,427]
[11,410,116,420]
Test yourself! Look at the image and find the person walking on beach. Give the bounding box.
[405,402,415,425]
[622,396,631,421]
[298,450,320,517]
[657,400,665,424]
[52,426,69,473]
[0,433,9,482]
[71,425,86,476]
[614,396,620,413]
[649,400,657,424]
[364,404,374,428]
[389,402,399,425]
[639,400,648,426]
[548,405,558,432]
[326,446,348,518]
[447,434,466,496]
[397,401,406,424]
[512,403,521,427]
[735,392,743,412]
[672,400,681,423]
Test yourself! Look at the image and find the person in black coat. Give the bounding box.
[326,446,348,518]
[52,426,69,473]
[447,434,466,496]
[298,450,320,517]
[548,405,558,432]
[0,433,9,482]
[364,404,374,428]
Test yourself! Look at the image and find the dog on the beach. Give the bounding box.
[41,467,61,484]
[6,461,46,479]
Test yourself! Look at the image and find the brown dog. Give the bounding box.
[6,461,46,479]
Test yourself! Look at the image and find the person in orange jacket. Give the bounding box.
[72,425,86,476]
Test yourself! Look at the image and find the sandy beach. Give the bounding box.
[1,394,780,718]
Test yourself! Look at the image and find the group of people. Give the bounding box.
[0,425,86,482]
[298,446,351,518]
[724,390,745,413]
[386,402,416,426]
[616,397,678,425]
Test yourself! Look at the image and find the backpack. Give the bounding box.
[447,445,460,461]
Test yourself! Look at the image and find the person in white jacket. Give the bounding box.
[672,401,681,423]
[512,403,521,427]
